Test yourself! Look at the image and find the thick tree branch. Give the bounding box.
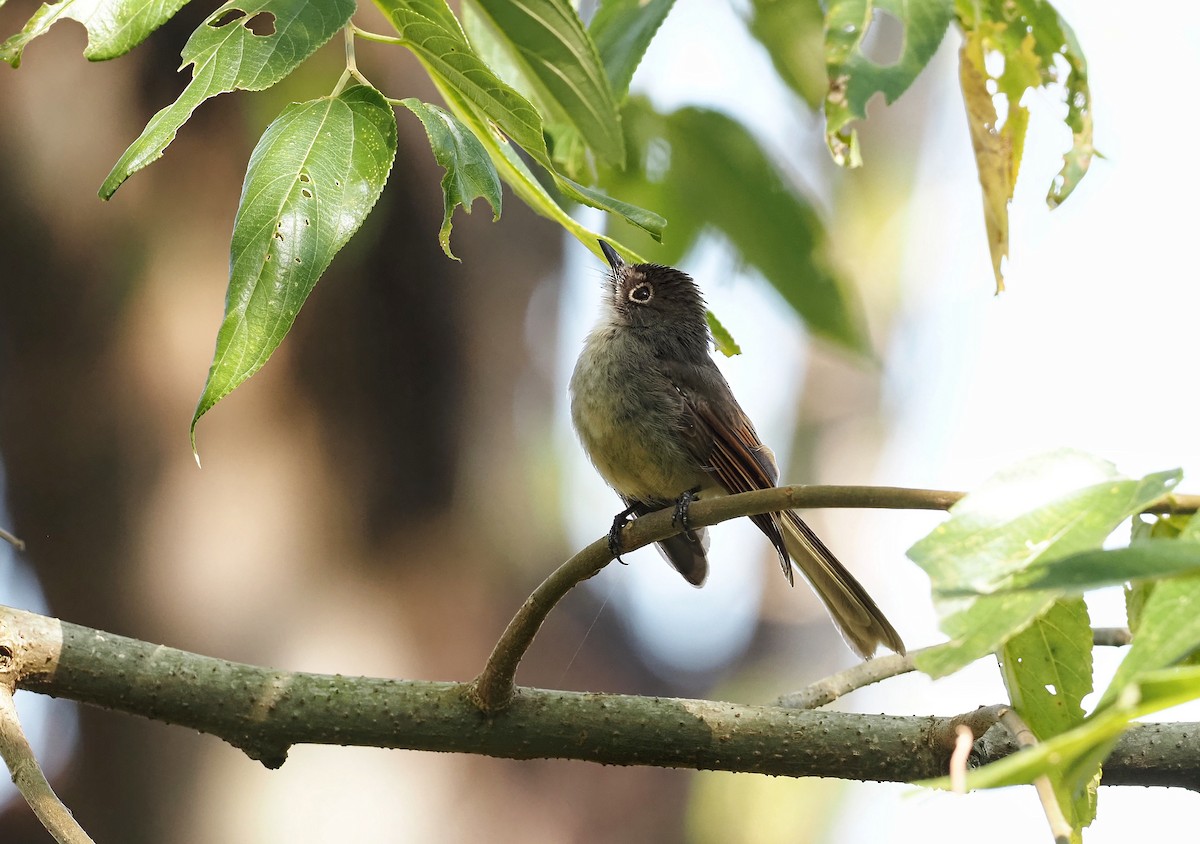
[1,606,1197,789]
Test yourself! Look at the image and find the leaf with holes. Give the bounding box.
[466,0,624,167]
[191,85,397,452]
[100,0,355,199]
[998,596,1097,832]
[399,98,501,260]
[1,0,191,66]
[588,0,676,101]
[823,0,953,166]
[954,0,1094,290]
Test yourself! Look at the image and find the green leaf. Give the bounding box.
[823,0,953,166]
[432,83,620,258]
[1005,540,1200,594]
[191,85,397,451]
[1099,573,1200,711]
[910,451,1180,677]
[1097,518,1200,710]
[923,665,1200,794]
[998,597,1096,833]
[465,0,624,166]
[602,99,868,354]
[99,0,355,199]
[1,0,191,66]
[706,311,741,357]
[588,0,676,101]
[398,99,502,260]
[999,598,1092,739]
[745,0,826,109]
[374,0,664,241]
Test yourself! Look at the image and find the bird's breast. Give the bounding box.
[569,328,707,504]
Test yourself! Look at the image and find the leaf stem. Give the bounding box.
[334,26,372,95]
[349,22,406,46]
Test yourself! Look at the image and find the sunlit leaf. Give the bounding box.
[1007,540,1200,594]
[465,0,624,166]
[0,0,191,66]
[100,0,355,198]
[373,0,664,240]
[399,99,501,260]
[823,0,953,166]
[588,0,676,101]
[191,85,397,451]
[911,450,1180,677]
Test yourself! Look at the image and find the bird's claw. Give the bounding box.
[608,505,638,564]
[673,488,700,540]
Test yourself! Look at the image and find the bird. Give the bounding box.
[568,241,904,658]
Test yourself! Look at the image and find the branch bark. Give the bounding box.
[1,605,1198,789]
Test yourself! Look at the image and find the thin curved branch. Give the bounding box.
[2,607,1197,789]
[471,483,1188,714]
[0,526,24,550]
[777,651,917,710]
[0,630,93,843]
[777,628,1134,710]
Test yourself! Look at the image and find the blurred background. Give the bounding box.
[1,0,1198,841]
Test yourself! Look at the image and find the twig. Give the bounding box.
[776,629,1135,710]
[1092,627,1132,647]
[949,724,974,793]
[999,708,1073,844]
[776,650,917,709]
[0,527,24,551]
[470,538,614,713]
[0,635,93,843]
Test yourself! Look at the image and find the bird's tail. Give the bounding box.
[778,510,905,658]
[655,528,710,587]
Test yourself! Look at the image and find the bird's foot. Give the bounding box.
[672,488,701,540]
[608,502,642,564]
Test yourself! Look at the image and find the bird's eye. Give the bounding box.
[628,282,653,304]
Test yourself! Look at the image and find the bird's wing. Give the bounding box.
[663,360,793,582]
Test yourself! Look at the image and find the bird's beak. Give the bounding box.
[598,240,623,270]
